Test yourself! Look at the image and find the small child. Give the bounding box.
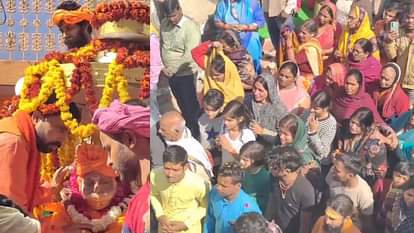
[239,141,271,213]
[217,100,256,167]
[199,89,225,152]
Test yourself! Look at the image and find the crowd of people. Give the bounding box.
[150,0,414,233]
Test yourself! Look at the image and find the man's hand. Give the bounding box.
[159,215,172,233]
[212,41,223,49]
[249,121,264,135]
[62,223,93,233]
[51,166,72,188]
[307,113,319,134]
[385,31,399,43]
[281,28,293,40]
[217,135,237,155]
[60,187,72,201]
[161,68,174,78]
[232,24,245,32]
[169,221,189,232]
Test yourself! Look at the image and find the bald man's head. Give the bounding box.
[158,111,186,141]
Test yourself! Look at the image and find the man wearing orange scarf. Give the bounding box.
[92,99,150,233]
[52,1,92,49]
[312,194,361,233]
[0,98,81,214]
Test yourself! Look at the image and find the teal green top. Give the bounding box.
[242,166,271,213]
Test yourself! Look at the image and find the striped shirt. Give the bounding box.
[308,114,337,165]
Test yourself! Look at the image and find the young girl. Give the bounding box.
[239,141,271,213]
[307,91,337,174]
[199,89,225,172]
[199,89,225,151]
[278,113,318,173]
[217,100,256,167]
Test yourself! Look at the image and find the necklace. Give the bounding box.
[66,194,134,232]
[279,181,292,199]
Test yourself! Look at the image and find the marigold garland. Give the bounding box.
[40,153,56,183]
[6,1,150,182]
[19,60,66,114]
[99,61,130,108]
[91,0,150,29]
[58,135,77,167]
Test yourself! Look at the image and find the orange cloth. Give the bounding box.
[0,111,41,213]
[75,144,117,178]
[34,202,124,233]
[312,216,361,233]
[52,7,92,26]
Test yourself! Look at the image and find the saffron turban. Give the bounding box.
[92,99,150,139]
[52,7,92,26]
[75,144,116,178]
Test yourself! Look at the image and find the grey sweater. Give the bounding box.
[308,114,337,165]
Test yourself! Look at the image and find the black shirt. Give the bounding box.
[266,175,316,233]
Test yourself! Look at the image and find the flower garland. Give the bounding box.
[18,60,62,112]
[91,0,150,29]
[26,42,149,181]
[40,153,57,183]
[66,194,133,233]
[10,0,150,182]
[99,61,130,108]
[17,41,151,138]
[58,135,77,167]
[0,96,20,119]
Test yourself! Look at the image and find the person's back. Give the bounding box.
[0,195,40,233]
[0,112,40,212]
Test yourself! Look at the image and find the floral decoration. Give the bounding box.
[91,0,150,29]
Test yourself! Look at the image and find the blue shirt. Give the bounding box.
[204,187,261,233]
